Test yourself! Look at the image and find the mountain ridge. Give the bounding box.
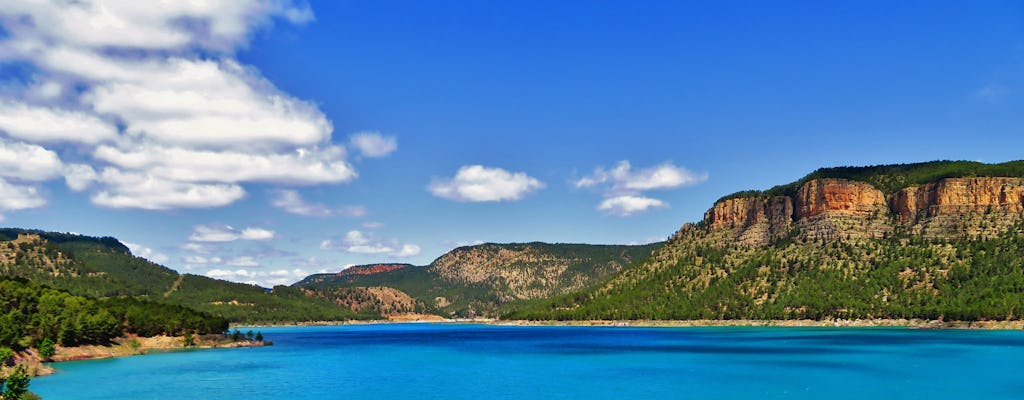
[507,160,1024,321]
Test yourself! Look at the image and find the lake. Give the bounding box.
[32,324,1024,399]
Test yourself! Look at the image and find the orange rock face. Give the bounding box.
[795,178,887,218]
[894,177,1024,220]
[705,176,1024,245]
[706,198,765,229]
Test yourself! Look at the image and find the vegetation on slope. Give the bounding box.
[505,222,1024,321]
[0,229,358,323]
[296,242,663,318]
[0,277,228,349]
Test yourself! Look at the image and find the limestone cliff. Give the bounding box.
[706,176,1024,244]
[893,177,1024,238]
[793,178,891,241]
[704,196,792,246]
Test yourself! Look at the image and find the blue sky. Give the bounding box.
[0,0,1022,286]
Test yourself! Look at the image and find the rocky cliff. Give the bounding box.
[706,177,1024,245]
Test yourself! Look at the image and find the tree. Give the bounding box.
[231,330,242,342]
[254,331,263,342]
[0,348,12,366]
[245,330,254,341]
[1,364,30,400]
[37,339,54,361]
[182,332,195,348]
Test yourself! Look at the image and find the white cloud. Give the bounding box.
[93,144,355,185]
[124,242,170,264]
[575,160,706,191]
[189,224,276,242]
[64,164,98,191]
[443,239,485,249]
[394,244,421,257]
[361,221,384,229]
[0,179,46,213]
[598,195,667,217]
[0,139,64,182]
[180,243,218,254]
[272,189,367,218]
[204,267,314,287]
[321,230,421,258]
[0,100,117,144]
[273,189,331,217]
[577,160,705,217]
[91,169,245,210]
[227,256,260,267]
[429,165,544,202]
[349,132,397,158]
[0,1,313,53]
[0,1,365,211]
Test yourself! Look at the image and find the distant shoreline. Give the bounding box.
[237,315,1024,330]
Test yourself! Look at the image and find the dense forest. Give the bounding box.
[505,222,1024,321]
[0,277,228,349]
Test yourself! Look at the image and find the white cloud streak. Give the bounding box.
[189,224,276,242]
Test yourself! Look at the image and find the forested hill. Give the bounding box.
[506,160,1024,321]
[294,242,663,318]
[0,228,358,323]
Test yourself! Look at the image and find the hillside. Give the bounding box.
[507,161,1024,321]
[0,229,357,323]
[294,242,663,318]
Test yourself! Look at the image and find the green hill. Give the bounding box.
[0,228,357,323]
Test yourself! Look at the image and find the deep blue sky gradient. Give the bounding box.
[5,0,1024,283]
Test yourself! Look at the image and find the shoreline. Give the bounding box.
[15,334,269,377]
[237,315,1024,330]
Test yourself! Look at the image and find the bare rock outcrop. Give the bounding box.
[703,176,1024,245]
[793,178,892,241]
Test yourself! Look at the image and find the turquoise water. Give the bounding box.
[32,324,1024,399]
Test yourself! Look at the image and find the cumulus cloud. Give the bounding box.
[271,189,366,217]
[429,165,544,202]
[0,100,118,144]
[597,195,667,217]
[577,161,706,216]
[0,139,64,182]
[0,180,47,215]
[349,132,397,158]
[124,242,170,264]
[576,160,706,217]
[321,230,421,258]
[0,1,363,211]
[189,224,276,242]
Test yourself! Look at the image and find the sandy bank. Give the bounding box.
[13,334,269,377]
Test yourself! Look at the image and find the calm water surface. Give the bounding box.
[32,324,1024,399]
